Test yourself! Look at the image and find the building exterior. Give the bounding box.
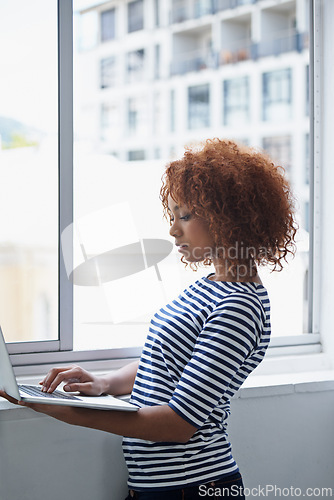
[75,0,310,229]
[71,0,310,337]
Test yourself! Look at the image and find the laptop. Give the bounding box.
[0,326,138,412]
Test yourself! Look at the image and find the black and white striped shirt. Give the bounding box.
[123,275,271,491]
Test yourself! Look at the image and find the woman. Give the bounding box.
[1,139,297,499]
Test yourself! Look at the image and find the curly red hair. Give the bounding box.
[160,138,297,272]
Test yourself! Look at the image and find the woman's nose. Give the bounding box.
[169,220,182,237]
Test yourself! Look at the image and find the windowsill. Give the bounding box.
[2,352,334,413]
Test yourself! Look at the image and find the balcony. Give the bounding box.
[216,0,256,11]
[218,38,253,65]
[254,30,309,59]
[170,1,215,24]
[170,0,256,24]
[171,47,218,75]
[170,30,308,76]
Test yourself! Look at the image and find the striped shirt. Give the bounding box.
[123,275,271,490]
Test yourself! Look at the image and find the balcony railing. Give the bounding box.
[170,31,308,76]
[171,48,219,75]
[220,31,308,65]
[170,3,214,24]
[216,0,256,11]
[255,31,309,58]
[170,0,256,24]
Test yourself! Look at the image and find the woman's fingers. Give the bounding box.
[0,390,20,405]
[46,372,81,394]
[63,382,90,393]
[39,365,100,395]
[39,366,82,393]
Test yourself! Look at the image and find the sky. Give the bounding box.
[0,1,58,133]
[0,0,102,133]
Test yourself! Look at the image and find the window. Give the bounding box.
[194,0,214,18]
[262,136,292,177]
[263,68,292,121]
[223,76,250,126]
[154,0,160,27]
[101,8,116,42]
[153,92,163,136]
[128,150,146,161]
[7,0,329,366]
[188,84,210,129]
[170,89,176,133]
[171,0,188,24]
[128,0,144,33]
[261,132,308,335]
[78,10,98,51]
[154,45,161,80]
[127,96,148,135]
[128,98,138,133]
[100,102,121,144]
[0,0,59,345]
[100,56,117,88]
[126,49,145,84]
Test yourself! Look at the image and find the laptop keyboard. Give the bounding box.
[19,384,80,401]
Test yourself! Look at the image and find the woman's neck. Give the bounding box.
[210,259,262,284]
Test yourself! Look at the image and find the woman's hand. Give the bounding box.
[0,390,22,406]
[0,389,79,424]
[39,365,107,396]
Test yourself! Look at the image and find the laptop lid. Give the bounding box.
[0,326,21,400]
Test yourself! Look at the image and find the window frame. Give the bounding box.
[9,0,328,371]
[8,0,73,357]
[8,0,73,364]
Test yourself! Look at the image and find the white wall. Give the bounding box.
[1,387,334,500]
[229,390,334,497]
[0,406,128,500]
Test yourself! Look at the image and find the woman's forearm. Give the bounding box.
[66,403,196,443]
[1,387,195,443]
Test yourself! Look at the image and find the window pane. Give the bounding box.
[127,49,146,84]
[128,150,146,161]
[0,0,58,343]
[188,84,210,129]
[73,0,310,347]
[100,102,121,143]
[101,8,116,42]
[223,77,250,126]
[101,56,117,89]
[263,68,292,122]
[127,96,148,135]
[128,0,144,33]
[262,136,292,177]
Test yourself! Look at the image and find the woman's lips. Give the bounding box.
[177,244,188,253]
